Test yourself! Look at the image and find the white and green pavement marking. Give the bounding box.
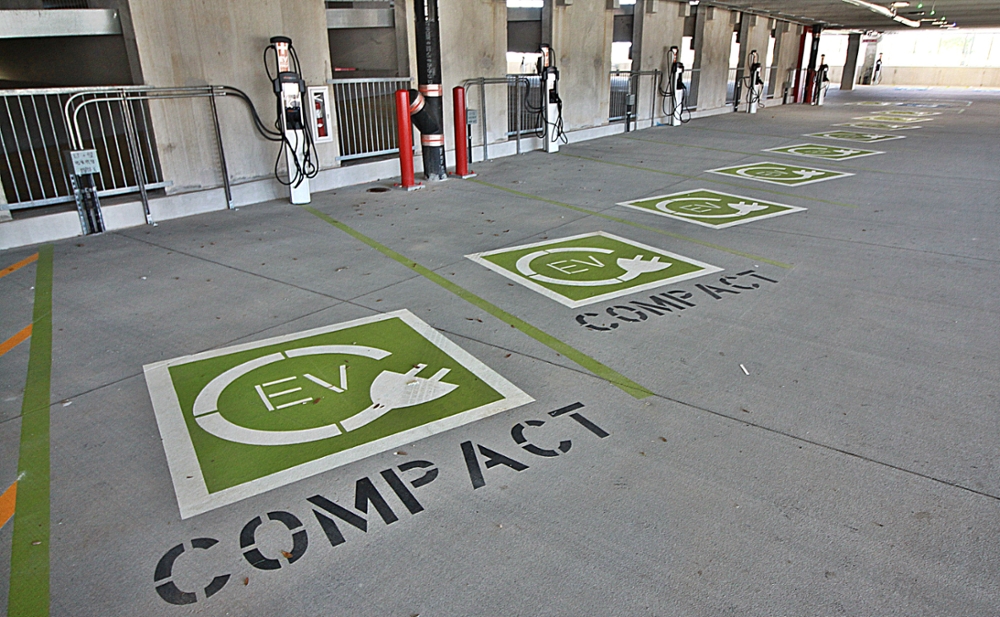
[466,232,722,308]
[805,131,904,143]
[144,310,533,518]
[879,110,940,117]
[834,121,921,131]
[707,161,852,187]
[854,115,933,123]
[765,143,882,161]
[617,189,805,230]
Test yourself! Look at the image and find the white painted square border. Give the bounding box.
[143,309,534,519]
[465,231,723,309]
[853,115,934,123]
[616,188,806,230]
[805,132,905,143]
[833,122,922,131]
[706,161,854,187]
[764,143,883,161]
[879,111,941,117]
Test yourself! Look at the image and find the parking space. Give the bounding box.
[3,87,1000,615]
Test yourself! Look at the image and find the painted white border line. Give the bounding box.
[853,115,934,123]
[834,122,921,131]
[465,231,723,309]
[764,143,883,161]
[805,132,905,143]
[143,309,534,519]
[705,161,854,188]
[616,188,806,230]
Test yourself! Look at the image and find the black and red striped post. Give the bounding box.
[413,0,447,181]
[452,86,475,178]
[395,89,419,190]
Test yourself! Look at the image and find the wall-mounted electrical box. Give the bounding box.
[308,85,334,143]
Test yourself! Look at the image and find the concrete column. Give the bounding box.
[690,5,734,111]
[635,0,685,124]
[0,178,11,223]
[860,41,879,84]
[840,32,861,91]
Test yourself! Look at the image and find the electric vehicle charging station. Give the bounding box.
[267,36,315,204]
[539,45,563,153]
[814,54,830,106]
[746,50,764,114]
[665,46,686,127]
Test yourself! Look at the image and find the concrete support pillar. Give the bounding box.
[841,32,861,91]
[0,184,11,223]
[792,26,806,102]
[803,25,821,104]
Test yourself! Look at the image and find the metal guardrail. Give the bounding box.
[507,74,543,138]
[0,87,165,210]
[328,77,411,162]
[609,70,661,130]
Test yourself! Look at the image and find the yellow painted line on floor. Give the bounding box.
[0,324,32,358]
[0,253,38,280]
[0,481,16,530]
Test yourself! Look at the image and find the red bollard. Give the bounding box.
[395,89,420,190]
[452,86,475,178]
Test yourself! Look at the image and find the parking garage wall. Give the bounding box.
[126,0,340,194]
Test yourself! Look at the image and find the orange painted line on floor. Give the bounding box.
[0,253,38,281]
[0,324,32,358]
[0,481,15,530]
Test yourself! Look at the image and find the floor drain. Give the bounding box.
[366,187,390,193]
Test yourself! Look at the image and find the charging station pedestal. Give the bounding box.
[543,70,560,153]
[272,37,311,204]
[748,66,761,114]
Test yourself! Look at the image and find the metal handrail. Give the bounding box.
[460,76,533,161]
[62,85,232,223]
[327,77,413,85]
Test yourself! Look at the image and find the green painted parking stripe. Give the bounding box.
[7,244,53,617]
[562,151,859,209]
[301,206,653,399]
[469,179,793,270]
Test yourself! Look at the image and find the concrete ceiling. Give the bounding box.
[707,0,1000,30]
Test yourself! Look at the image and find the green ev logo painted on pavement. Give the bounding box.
[805,131,904,143]
[465,231,722,308]
[854,115,933,123]
[707,161,852,187]
[617,189,805,230]
[143,310,533,518]
[765,143,882,161]
[835,121,921,131]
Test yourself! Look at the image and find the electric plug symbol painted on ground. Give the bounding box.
[615,255,672,281]
[340,364,459,432]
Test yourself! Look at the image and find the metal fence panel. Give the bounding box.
[506,75,544,137]
[329,77,411,162]
[609,72,631,122]
[0,88,164,210]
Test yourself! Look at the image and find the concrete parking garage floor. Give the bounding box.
[2,86,1000,616]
